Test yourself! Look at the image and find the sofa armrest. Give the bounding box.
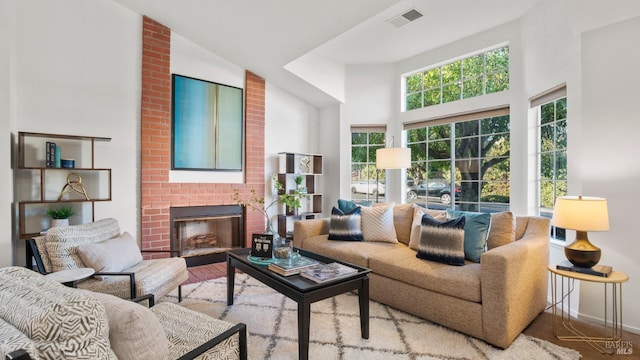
[176,323,248,360]
[480,216,550,348]
[293,218,330,248]
[93,271,136,299]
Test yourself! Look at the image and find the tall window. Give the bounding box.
[533,86,567,240]
[404,108,510,213]
[404,46,509,111]
[351,126,386,203]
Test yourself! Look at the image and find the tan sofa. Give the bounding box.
[293,204,550,349]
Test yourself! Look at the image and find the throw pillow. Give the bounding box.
[337,198,372,213]
[361,204,398,243]
[447,209,491,263]
[392,203,415,245]
[328,206,364,241]
[488,211,516,250]
[416,214,466,266]
[409,207,447,250]
[77,232,143,280]
[85,291,170,360]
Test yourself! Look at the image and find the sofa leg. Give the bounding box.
[178,285,182,302]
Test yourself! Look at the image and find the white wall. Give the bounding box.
[0,0,15,267]
[5,0,140,265]
[579,15,640,333]
[265,82,320,225]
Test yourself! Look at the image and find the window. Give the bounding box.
[533,86,567,240]
[351,126,386,203]
[405,46,509,111]
[404,108,510,213]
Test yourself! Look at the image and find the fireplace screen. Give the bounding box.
[170,205,244,260]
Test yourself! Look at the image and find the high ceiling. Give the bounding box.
[113,0,541,107]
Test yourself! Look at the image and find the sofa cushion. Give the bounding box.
[447,210,491,263]
[488,211,516,250]
[328,207,363,241]
[409,207,447,250]
[77,257,188,300]
[46,218,121,272]
[417,214,466,266]
[369,246,482,303]
[0,267,116,359]
[77,231,143,280]
[301,235,401,268]
[361,204,398,243]
[0,318,37,360]
[152,302,240,360]
[84,291,169,360]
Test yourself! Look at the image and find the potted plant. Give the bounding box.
[294,175,307,194]
[46,205,75,228]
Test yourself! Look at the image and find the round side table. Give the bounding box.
[548,264,629,354]
[45,267,95,288]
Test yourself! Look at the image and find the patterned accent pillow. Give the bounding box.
[0,267,116,359]
[77,232,143,280]
[416,214,466,266]
[447,209,491,263]
[328,206,364,241]
[0,318,37,359]
[46,218,121,272]
[361,204,398,243]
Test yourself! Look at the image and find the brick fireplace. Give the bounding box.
[140,16,265,255]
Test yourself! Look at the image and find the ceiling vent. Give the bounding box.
[387,8,423,28]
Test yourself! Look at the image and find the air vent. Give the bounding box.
[387,8,423,28]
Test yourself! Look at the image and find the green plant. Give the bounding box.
[233,175,284,221]
[294,176,303,186]
[46,205,75,219]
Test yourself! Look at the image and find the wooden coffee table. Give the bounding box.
[227,248,370,360]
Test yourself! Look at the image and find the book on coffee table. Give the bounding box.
[556,260,612,277]
[300,262,358,283]
[268,256,319,276]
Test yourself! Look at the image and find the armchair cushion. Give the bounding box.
[0,318,36,359]
[45,218,121,271]
[84,291,169,360]
[77,232,143,280]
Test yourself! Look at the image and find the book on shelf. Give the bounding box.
[556,260,612,277]
[46,142,56,167]
[267,256,319,276]
[300,262,358,283]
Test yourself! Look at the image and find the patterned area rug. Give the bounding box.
[162,274,581,360]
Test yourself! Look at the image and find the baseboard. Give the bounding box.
[546,296,640,335]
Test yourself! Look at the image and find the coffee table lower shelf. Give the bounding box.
[226,248,370,360]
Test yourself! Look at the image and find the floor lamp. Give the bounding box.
[376,139,411,203]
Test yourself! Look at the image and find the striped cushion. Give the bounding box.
[328,206,363,241]
[416,214,466,266]
[0,267,116,359]
[152,302,240,360]
[45,218,121,272]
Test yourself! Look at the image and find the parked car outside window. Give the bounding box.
[351,181,385,195]
[406,180,460,204]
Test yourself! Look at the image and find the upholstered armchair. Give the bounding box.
[27,218,188,301]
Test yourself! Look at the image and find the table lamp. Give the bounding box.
[551,196,609,268]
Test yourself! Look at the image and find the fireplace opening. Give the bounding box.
[170,205,245,267]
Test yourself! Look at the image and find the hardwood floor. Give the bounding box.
[186,262,639,359]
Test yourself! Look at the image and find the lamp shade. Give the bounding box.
[551,196,609,231]
[376,148,411,169]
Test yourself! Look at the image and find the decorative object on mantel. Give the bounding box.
[46,205,75,228]
[57,173,90,201]
[552,195,609,268]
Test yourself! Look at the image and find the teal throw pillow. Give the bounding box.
[328,206,364,241]
[416,213,466,266]
[447,209,491,263]
[337,199,372,213]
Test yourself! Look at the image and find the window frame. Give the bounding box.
[350,126,387,203]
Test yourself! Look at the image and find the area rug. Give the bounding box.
[161,274,581,360]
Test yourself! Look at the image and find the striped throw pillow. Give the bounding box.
[328,206,363,241]
[416,213,466,266]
